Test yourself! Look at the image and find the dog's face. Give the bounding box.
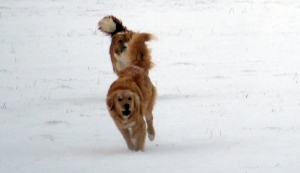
[107,90,140,119]
[111,32,133,56]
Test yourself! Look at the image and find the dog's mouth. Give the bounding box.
[122,110,131,117]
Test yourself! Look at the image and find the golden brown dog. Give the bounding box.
[98,15,155,76]
[106,65,157,151]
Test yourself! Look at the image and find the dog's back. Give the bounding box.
[118,65,156,99]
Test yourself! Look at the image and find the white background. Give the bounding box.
[1,0,300,172]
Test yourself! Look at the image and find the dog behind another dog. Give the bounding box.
[98,15,156,76]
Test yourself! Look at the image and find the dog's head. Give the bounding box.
[111,32,134,56]
[106,90,140,119]
[110,32,134,72]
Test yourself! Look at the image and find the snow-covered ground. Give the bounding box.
[1,0,300,172]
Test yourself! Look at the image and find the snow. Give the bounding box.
[1,0,300,172]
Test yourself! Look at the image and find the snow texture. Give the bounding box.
[1,0,300,172]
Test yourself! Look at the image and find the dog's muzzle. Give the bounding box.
[122,104,130,116]
[122,110,131,116]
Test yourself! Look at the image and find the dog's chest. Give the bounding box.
[122,121,136,129]
[114,51,130,71]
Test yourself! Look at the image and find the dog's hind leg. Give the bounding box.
[145,86,157,141]
[145,112,155,141]
[118,128,135,151]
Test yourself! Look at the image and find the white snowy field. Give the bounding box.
[1,0,300,172]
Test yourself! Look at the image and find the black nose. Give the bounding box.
[124,104,129,110]
[121,46,127,52]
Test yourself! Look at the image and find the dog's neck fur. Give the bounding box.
[114,50,130,72]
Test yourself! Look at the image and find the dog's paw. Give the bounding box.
[148,134,155,141]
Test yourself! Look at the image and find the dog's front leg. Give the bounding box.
[118,127,135,150]
[131,121,146,151]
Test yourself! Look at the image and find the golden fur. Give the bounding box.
[110,32,155,75]
[106,66,157,151]
[98,15,155,76]
[100,15,158,151]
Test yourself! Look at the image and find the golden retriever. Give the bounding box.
[98,15,155,76]
[106,65,157,151]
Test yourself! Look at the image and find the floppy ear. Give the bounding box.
[133,93,140,113]
[106,94,115,111]
[133,93,145,116]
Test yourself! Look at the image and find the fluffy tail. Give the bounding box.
[127,33,156,72]
[98,15,128,37]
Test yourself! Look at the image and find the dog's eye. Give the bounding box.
[118,40,122,43]
[118,98,122,102]
[128,97,132,100]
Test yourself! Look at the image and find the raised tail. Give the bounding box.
[98,15,129,37]
[127,32,156,72]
